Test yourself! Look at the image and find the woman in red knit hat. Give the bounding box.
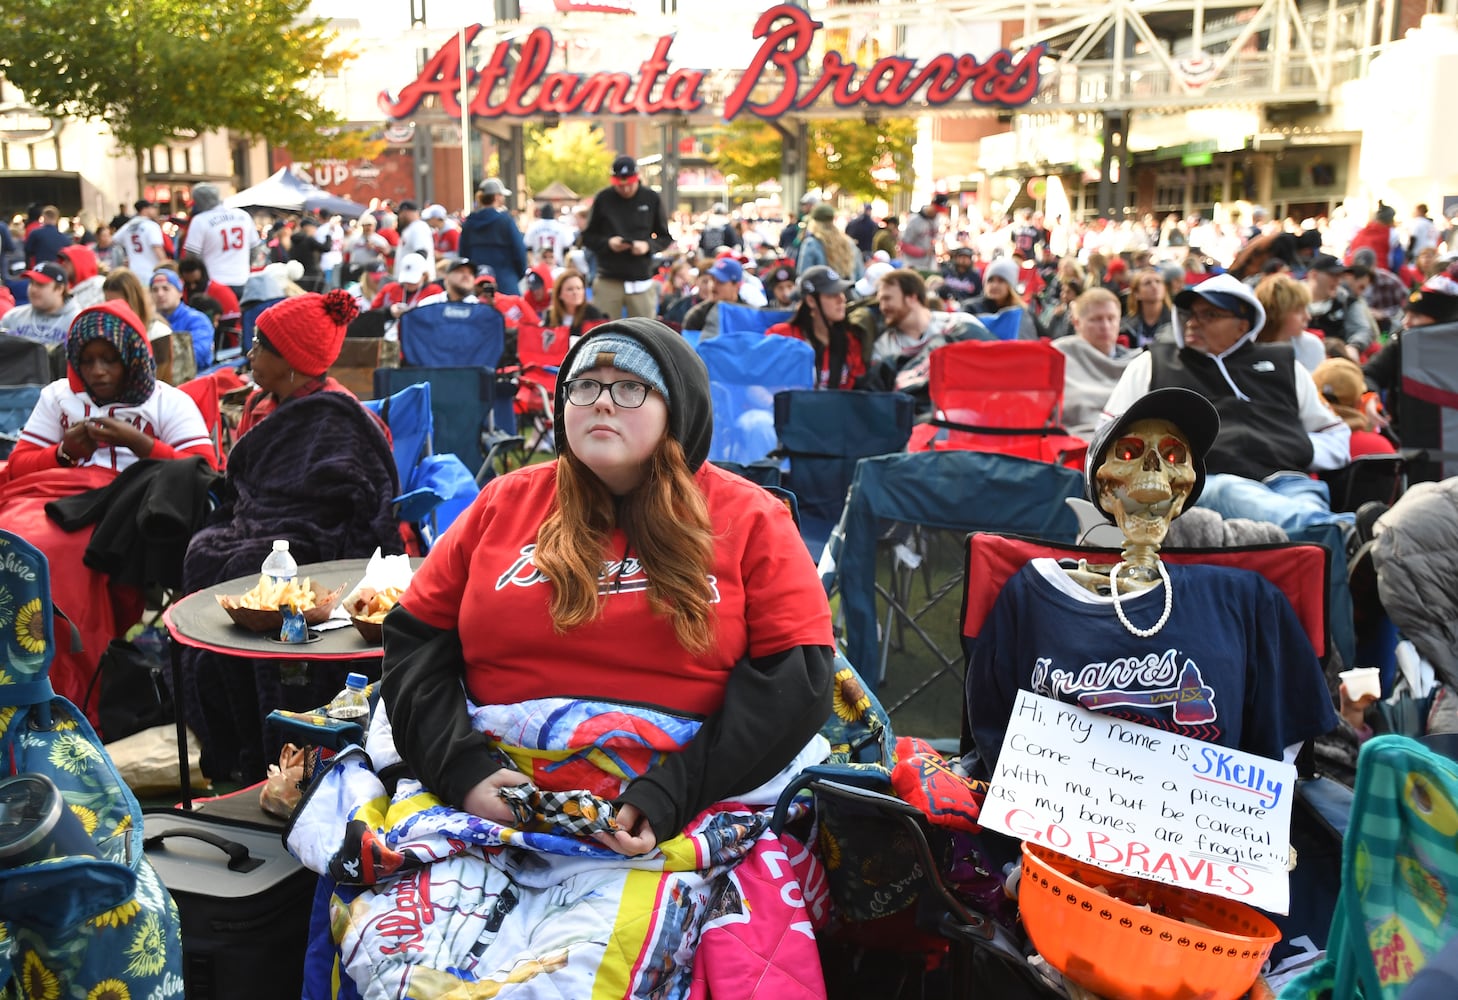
[180,290,406,781]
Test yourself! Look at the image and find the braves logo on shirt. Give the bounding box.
[495,544,721,601]
[1030,648,1218,726]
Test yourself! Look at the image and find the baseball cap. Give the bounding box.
[398,255,429,284]
[397,200,419,213]
[1086,387,1221,523]
[707,258,743,284]
[23,261,68,286]
[1172,281,1259,325]
[1307,254,1346,276]
[931,192,951,212]
[421,204,448,221]
[479,178,511,196]
[474,265,498,287]
[611,155,638,180]
[950,246,974,258]
[445,257,474,274]
[134,199,154,211]
[799,265,853,297]
[768,262,796,285]
[1406,274,1458,324]
[150,269,184,291]
[854,261,896,298]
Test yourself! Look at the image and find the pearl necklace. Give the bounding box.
[1109,560,1173,638]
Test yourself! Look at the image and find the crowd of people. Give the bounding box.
[4,157,1457,998]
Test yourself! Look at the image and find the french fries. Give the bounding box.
[352,586,404,624]
[224,574,319,612]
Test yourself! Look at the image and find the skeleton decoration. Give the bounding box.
[1082,388,1221,638]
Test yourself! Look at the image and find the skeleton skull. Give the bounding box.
[1095,418,1197,548]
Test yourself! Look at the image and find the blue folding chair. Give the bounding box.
[774,389,915,559]
[398,300,505,369]
[372,367,521,488]
[717,302,792,336]
[697,331,814,465]
[362,381,479,548]
[974,307,1024,341]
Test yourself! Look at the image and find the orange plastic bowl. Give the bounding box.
[1019,842,1280,1000]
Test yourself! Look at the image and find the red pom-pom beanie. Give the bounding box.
[254,289,360,376]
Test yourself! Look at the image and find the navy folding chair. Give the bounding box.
[398,300,505,369]
[0,384,42,459]
[774,389,915,559]
[821,450,1083,742]
[697,331,814,465]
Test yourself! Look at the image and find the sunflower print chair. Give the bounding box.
[0,529,183,1000]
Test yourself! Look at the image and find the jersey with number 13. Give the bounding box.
[184,205,259,286]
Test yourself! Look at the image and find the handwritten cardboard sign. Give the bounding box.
[983,691,1294,914]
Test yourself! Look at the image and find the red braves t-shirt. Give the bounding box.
[402,461,833,717]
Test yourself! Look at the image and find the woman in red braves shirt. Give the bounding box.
[385,317,835,855]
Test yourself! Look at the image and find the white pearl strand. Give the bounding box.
[1108,560,1173,638]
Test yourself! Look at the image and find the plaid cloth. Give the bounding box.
[498,782,620,835]
[1366,266,1411,320]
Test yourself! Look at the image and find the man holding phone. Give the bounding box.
[582,155,673,319]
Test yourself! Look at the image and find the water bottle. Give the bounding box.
[261,539,297,584]
[327,672,371,729]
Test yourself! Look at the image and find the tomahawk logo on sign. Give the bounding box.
[983,691,1295,913]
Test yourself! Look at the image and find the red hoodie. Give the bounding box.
[57,242,99,283]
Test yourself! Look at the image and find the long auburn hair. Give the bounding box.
[534,432,717,653]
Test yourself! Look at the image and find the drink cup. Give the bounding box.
[1339,667,1382,701]
[0,774,97,868]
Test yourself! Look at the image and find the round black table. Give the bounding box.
[162,558,408,807]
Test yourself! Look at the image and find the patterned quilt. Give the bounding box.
[287,696,832,999]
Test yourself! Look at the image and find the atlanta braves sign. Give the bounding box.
[379,4,1044,121]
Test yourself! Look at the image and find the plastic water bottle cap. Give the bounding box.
[346,672,369,689]
[273,540,290,552]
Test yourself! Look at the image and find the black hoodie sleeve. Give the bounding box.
[616,644,835,839]
[381,605,505,807]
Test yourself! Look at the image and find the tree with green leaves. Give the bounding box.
[522,122,613,201]
[0,0,367,191]
[710,117,917,201]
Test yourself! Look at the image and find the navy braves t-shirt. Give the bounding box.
[967,559,1337,774]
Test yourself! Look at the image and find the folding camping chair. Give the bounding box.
[717,302,792,337]
[1389,322,1458,485]
[908,340,1088,468]
[362,381,479,550]
[372,368,521,488]
[697,330,815,465]
[788,532,1345,998]
[391,301,523,480]
[820,450,1084,743]
[773,389,915,559]
[510,322,573,454]
[960,532,1347,949]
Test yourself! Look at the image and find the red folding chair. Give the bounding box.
[509,323,572,453]
[909,340,1088,469]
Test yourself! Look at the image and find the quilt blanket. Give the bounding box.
[287,697,832,1000]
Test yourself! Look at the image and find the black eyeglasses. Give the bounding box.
[564,378,650,408]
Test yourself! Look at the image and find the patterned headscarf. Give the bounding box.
[66,301,156,406]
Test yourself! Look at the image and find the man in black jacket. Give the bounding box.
[582,155,673,319]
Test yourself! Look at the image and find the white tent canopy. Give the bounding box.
[224,168,370,218]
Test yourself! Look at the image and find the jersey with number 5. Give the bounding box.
[184,205,259,286]
[115,216,165,284]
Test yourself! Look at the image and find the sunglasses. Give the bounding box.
[564,378,650,408]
